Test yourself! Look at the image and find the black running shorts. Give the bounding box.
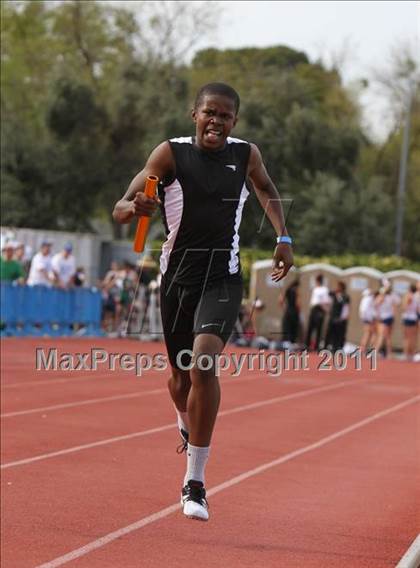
[160,274,243,369]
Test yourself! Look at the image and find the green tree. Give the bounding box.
[3,2,415,263]
[1,0,218,236]
[46,80,110,230]
[296,173,394,255]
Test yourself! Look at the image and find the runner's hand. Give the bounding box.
[271,244,294,282]
[132,192,161,217]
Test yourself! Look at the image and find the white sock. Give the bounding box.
[184,444,210,486]
[174,407,189,433]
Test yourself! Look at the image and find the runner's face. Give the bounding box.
[192,94,238,150]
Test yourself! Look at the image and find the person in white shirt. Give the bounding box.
[305,274,331,351]
[401,283,419,360]
[51,243,76,289]
[374,283,401,357]
[27,240,54,287]
[358,288,378,353]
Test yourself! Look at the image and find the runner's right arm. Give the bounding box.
[113,142,175,224]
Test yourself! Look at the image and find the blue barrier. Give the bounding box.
[0,284,104,337]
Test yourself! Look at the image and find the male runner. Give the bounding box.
[113,82,293,521]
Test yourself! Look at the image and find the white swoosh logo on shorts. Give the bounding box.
[201,323,222,328]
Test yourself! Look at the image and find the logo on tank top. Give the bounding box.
[225,164,237,171]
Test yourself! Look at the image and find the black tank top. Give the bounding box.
[158,136,251,286]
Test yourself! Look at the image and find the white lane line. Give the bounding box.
[396,534,420,568]
[0,368,270,390]
[1,380,353,469]
[1,374,120,389]
[34,394,420,568]
[0,374,261,418]
[0,374,319,391]
[1,390,167,418]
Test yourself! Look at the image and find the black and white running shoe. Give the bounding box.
[181,480,209,521]
[176,428,189,454]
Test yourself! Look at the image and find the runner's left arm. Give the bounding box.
[247,143,294,281]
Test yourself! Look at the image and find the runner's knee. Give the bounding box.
[190,334,224,385]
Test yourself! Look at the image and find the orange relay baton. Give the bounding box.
[133,175,159,253]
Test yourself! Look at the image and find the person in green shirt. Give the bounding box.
[0,242,25,284]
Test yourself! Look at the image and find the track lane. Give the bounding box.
[0,338,167,388]
[2,380,418,568]
[30,397,420,568]
[1,380,353,465]
[2,339,419,568]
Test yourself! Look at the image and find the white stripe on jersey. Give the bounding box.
[160,179,184,275]
[170,136,246,145]
[228,183,250,274]
[169,137,193,144]
[227,137,248,144]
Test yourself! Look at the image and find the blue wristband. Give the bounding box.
[276,235,292,245]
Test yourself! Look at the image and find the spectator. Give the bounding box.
[279,279,300,344]
[0,241,25,284]
[138,255,158,287]
[229,301,250,346]
[251,296,265,330]
[119,261,138,327]
[325,281,350,352]
[101,261,124,332]
[359,288,378,354]
[374,283,401,358]
[51,242,76,289]
[14,242,24,262]
[74,267,86,287]
[14,242,31,279]
[248,297,270,349]
[305,274,331,351]
[132,257,159,336]
[230,298,265,347]
[27,240,54,287]
[401,284,419,360]
[239,301,257,344]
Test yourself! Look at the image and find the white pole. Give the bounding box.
[395,86,413,256]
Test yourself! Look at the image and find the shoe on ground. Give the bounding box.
[181,480,209,521]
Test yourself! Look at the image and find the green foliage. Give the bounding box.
[192,46,309,75]
[47,81,108,139]
[188,43,365,252]
[294,173,394,255]
[282,106,360,181]
[2,0,419,261]
[291,254,420,272]
[358,88,420,259]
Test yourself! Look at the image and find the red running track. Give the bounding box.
[1,338,419,568]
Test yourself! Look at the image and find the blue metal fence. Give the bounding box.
[0,284,104,337]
